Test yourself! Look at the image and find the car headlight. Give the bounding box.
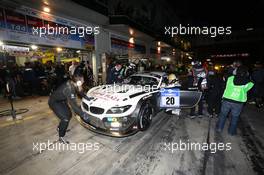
[106,105,132,114]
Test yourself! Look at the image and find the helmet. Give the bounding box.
[168,73,177,84]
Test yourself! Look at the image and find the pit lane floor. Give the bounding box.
[0,96,262,175]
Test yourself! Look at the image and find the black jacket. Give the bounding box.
[49,81,84,116]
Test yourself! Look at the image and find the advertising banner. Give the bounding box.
[0,6,95,49]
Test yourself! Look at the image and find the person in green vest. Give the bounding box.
[216,65,254,135]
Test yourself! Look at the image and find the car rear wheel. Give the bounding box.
[137,103,153,131]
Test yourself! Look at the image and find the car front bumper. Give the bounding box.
[75,113,138,137]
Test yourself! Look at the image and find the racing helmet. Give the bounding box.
[168,73,177,84]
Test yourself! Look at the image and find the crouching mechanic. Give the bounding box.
[48,66,89,144]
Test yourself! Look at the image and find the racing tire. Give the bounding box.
[137,103,153,131]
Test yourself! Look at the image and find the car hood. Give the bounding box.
[85,84,153,107]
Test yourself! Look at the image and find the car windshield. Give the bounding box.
[124,75,159,86]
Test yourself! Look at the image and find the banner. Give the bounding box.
[0,7,95,49]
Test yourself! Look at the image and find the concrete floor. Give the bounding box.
[0,96,262,175]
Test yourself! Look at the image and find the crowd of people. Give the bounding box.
[186,60,264,135]
[0,60,93,98]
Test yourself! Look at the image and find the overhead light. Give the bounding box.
[188,56,192,60]
[246,28,254,31]
[206,59,211,62]
[157,47,161,54]
[43,6,50,13]
[0,41,4,46]
[129,37,134,44]
[76,50,81,53]
[158,41,161,46]
[43,0,49,5]
[214,66,220,70]
[129,29,134,35]
[56,47,62,52]
[31,45,38,50]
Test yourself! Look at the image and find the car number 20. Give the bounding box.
[166,97,175,105]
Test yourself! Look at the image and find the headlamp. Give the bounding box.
[106,105,132,114]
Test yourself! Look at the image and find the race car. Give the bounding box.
[76,72,202,137]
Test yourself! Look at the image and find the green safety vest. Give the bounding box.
[223,76,254,102]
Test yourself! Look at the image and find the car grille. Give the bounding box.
[90,106,104,114]
[82,102,89,111]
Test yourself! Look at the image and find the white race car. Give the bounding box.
[76,72,201,137]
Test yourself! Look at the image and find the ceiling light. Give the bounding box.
[56,47,62,52]
[43,6,50,13]
[31,45,38,50]
[246,28,254,31]
[129,37,134,44]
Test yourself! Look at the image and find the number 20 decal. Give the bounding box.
[166,97,175,105]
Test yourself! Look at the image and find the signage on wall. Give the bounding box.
[0,6,95,49]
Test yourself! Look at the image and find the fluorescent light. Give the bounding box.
[56,47,62,52]
[246,28,254,31]
[76,50,81,53]
[31,45,38,50]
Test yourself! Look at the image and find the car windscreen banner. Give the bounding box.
[159,88,180,108]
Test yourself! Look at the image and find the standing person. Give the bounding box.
[206,71,224,117]
[106,59,115,84]
[216,66,254,135]
[48,66,89,144]
[251,61,264,108]
[69,61,78,76]
[188,60,208,118]
[84,61,93,87]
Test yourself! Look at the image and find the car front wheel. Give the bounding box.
[137,103,153,131]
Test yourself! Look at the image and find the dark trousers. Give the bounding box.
[207,96,221,115]
[49,100,72,137]
[216,100,243,135]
